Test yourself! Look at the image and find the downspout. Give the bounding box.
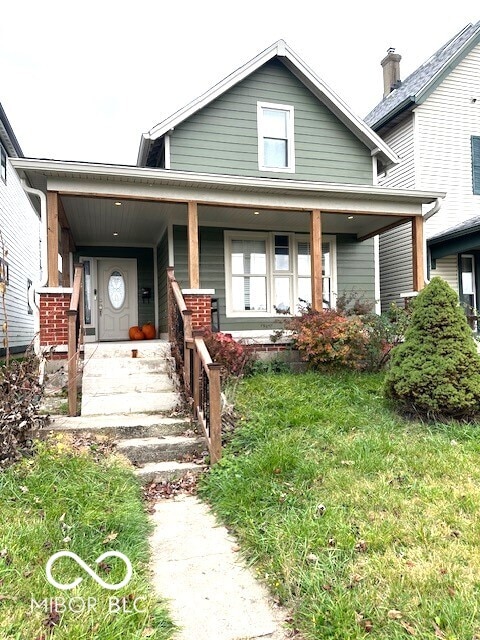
[20,181,48,361]
[423,197,442,284]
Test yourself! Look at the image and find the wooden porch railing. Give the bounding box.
[67,263,84,416]
[167,267,222,463]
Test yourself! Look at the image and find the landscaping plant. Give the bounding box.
[0,352,48,468]
[385,277,480,420]
[201,329,251,378]
[287,298,408,372]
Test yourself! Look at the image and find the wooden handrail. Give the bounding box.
[193,335,213,375]
[167,267,188,313]
[67,264,84,416]
[69,263,83,312]
[167,267,222,463]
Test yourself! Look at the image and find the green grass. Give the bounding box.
[0,437,175,639]
[200,371,480,639]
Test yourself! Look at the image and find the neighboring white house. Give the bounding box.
[365,21,480,315]
[0,102,41,355]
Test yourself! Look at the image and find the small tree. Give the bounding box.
[385,277,480,420]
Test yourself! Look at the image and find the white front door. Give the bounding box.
[98,258,138,341]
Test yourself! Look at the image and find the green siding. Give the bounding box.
[75,247,155,328]
[173,226,376,332]
[169,59,372,184]
[336,237,376,303]
[157,231,169,334]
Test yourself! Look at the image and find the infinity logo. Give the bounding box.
[46,551,132,591]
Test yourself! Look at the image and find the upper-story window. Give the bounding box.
[0,144,6,183]
[257,102,295,172]
[472,136,480,195]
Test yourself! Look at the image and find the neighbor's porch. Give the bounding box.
[429,218,480,329]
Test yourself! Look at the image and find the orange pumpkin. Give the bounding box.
[142,323,156,340]
[129,326,140,340]
[129,326,145,340]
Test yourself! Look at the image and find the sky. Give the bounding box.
[1,0,479,166]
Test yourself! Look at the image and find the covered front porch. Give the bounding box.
[13,159,442,351]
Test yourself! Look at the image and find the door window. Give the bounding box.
[108,270,126,310]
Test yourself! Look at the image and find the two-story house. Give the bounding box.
[0,103,41,356]
[11,40,441,356]
[366,21,480,316]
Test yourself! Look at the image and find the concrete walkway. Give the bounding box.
[150,494,288,640]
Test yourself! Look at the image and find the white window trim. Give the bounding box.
[257,101,295,173]
[225,231,270,317]
[224,230,337,318]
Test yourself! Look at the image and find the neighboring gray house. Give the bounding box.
[366,21,480,314]
[12,41,439,352]
[0,103,40,355]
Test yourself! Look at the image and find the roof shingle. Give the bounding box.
[365,22,480,129]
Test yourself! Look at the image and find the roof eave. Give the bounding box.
[0,103,24,158]
[415,27,480,106]
[369,97,416,132]
[11,157,444,205]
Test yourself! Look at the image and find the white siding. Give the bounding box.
[431,255,458,293]
[416,43,480,238]
[378,43,480,310]
[377,115,416,309]
[0,158,40,351]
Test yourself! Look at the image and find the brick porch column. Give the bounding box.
[38,288,72,347]
[182,289,215,331]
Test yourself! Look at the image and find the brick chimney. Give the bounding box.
[381,48,401,97]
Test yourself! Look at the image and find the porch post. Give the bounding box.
[187,201,200,289]
[61,228,71,287]
[412,216,425,291]
[310,209,323,311]
[47,191,59,287]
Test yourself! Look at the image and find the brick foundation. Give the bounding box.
[244,343,290,353]
[39,291,71,347]
[182,289,213,331]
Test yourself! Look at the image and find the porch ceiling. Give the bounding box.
[60,195,409,247]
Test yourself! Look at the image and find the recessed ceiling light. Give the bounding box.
[113,232,119,236]
[253,211,260,215]
[114,201,122,206]
[347,215,354,220]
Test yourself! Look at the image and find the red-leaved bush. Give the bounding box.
[287,309,369,370]
[201,330,251,378]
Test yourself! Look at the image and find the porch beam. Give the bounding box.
[48,185,427,218]
[310,209,323,311]
[187,201,200,289]
[46,191,59,287]
[357,217,411,242]
[412,215,425,291]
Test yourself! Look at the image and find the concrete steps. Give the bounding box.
[116,435,206,465]
[48,414,192,439]
[50,340,209,483]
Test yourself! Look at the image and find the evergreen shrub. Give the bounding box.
[385,277,480,420]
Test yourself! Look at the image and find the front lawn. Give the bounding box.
[200,372,480,639]
[0,437,174,639]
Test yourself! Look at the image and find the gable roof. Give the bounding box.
[366,21,480,130]
[137,40,399,169]
[0,102,23,158]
